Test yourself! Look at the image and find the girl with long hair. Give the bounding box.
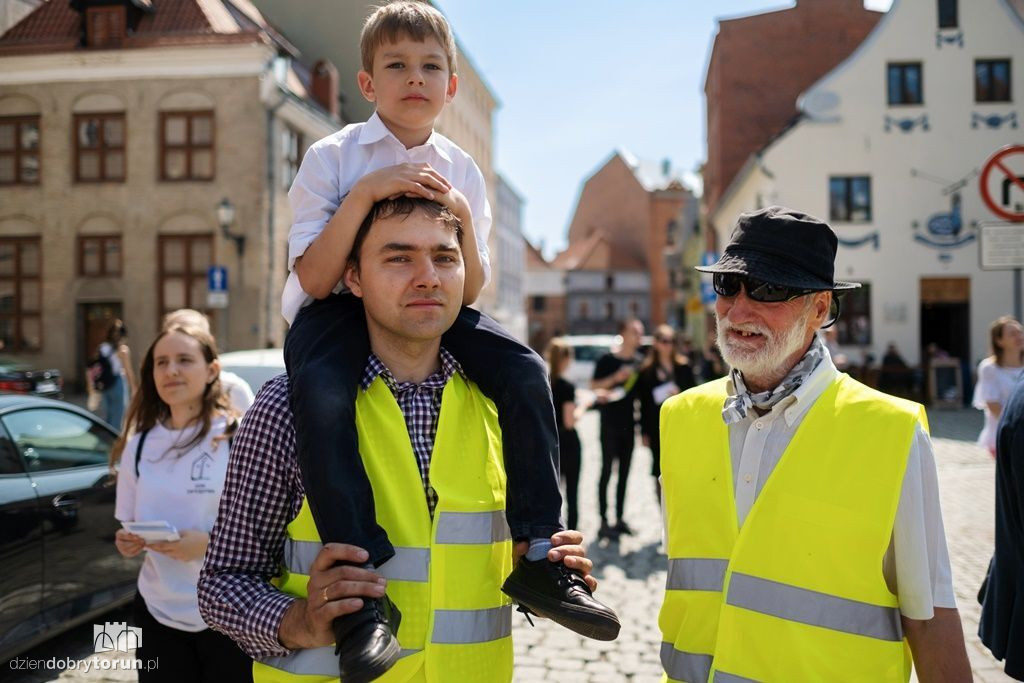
[548,338,582,531]
[973,316,1024,457]
[112,325,252,682]
[637,325,695,501]
[93,319,136,429]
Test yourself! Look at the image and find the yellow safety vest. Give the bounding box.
[659,374,926,683]
[254,374,514,682]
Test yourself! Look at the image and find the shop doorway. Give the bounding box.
[919,278,970,360]
[78,303,123,391]
[919,277,970,404]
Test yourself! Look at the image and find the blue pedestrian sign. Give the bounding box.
[700,280,717,305]
[207,266,229,309]
[208,266,228,292]
[700,251,719,304]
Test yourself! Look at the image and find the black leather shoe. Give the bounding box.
[333,594,402,683]
[502,558,621,641]
[614,520,633,536]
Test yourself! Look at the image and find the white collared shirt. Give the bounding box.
[725,353,956,619]
[281,112,492,324]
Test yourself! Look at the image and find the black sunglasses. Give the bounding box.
[712,273,817,303]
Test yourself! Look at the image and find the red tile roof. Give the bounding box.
[524,238,550,270]
[550,232,646,272]
[0,0,270,54]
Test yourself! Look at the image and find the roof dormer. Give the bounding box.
[70,0,152,49]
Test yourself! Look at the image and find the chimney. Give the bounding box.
[311,59,339,118]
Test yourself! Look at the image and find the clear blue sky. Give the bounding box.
[434,0,892,257]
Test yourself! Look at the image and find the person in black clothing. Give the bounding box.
[637,325,696,502]
[978,371,1024,680]
[548,338,582,531]
[591,318,644,540]
[698,333,726,384]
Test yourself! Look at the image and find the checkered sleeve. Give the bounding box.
[198,373,305,659]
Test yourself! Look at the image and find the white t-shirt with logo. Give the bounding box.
[115,415,231,632]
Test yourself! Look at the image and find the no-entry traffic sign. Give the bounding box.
[980,144,1024,222]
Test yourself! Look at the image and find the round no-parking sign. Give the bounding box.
[980,144,1024,222]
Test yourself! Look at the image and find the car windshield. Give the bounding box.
[573,345,611,362]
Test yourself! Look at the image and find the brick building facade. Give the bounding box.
[0,0,338,384]
[703,0,882,218]
[563,150,690,334]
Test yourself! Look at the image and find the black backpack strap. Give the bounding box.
[134,429,149,479]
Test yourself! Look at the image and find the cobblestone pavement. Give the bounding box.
[5,408,1016,681]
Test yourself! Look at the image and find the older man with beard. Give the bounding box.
[656,207,971,683]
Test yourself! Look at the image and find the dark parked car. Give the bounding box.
[0,395,139,663]
[0,358,63,398]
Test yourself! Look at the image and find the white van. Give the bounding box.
[558,333,654,388]
[561,335,619,387]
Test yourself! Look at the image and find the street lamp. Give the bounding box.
[217,197,246,256]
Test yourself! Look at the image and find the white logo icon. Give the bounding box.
[93,622,142,653]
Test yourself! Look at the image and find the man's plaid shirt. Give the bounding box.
[197,349,461,659]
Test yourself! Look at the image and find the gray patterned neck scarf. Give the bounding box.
[722,335,828,424]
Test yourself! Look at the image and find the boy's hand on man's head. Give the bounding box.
[433,186,473,224]
[351,163,452,207]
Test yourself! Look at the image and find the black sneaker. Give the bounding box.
[502,557,621,641]
[597,522,620,541]
[333,594,402,683]
[614,520,633,536]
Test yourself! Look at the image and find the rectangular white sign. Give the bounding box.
[980,223,1024,270]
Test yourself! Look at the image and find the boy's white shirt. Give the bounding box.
[282,111,492,324]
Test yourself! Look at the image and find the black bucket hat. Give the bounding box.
[696,206,860,291]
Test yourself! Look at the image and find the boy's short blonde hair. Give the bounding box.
[360,1,457,74]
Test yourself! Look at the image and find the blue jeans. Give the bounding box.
[284,293,564,566]
[102,376,124,430]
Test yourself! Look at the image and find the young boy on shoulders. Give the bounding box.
[282,2,619,680]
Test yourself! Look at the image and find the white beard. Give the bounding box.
[716,307,813,386]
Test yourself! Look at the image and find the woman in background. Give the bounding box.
[94,319,136,430]
[112,325,251,682]
[548,339,582,531]
[973,316,1024,457]
[637,325,695,502]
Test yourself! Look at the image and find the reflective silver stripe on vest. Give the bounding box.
[713,670,760,682]
[435,510,511,544]
[432,605,512,644]
[660,641,712,683]
[378,547,430,582]
[261,645,420,676]
[282,538,320,576]
[282,539,429,583]
[726,572,903,642]
[666,558,729,592]
[260,645,337,677]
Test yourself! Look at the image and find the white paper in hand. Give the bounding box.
[122,520,180,543]
[653,381,681,406]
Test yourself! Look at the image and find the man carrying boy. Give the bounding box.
[280,2,619,679]
[200,197,607,683]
